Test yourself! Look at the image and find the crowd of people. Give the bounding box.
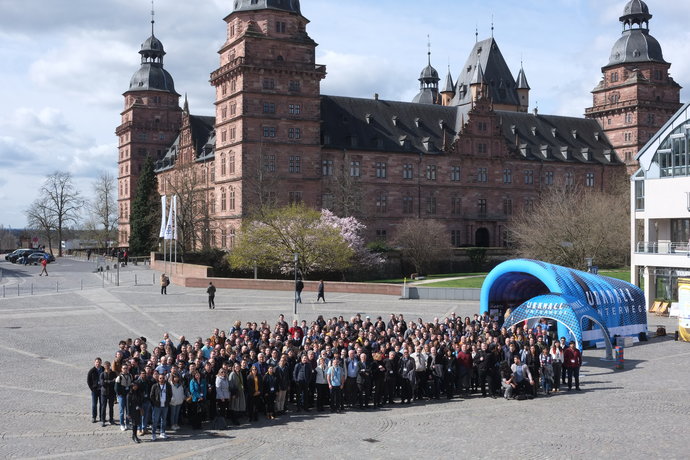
[87,312,584,443]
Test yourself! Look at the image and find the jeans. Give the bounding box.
[151,406,168,437]
[141,399,152,431]
[91,390,101,420]
[330,386,342,411]
[117,395,128,426]
[169,404,182,427]
[100,393,115,422]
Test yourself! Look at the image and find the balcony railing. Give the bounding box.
[635,241,690,255]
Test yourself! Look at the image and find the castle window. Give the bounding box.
[276,21,286,33]
[647,114,655,125]
[610,72,619,83]
[403,163,413,180]
[450,166,461,182]
[221,155,227,176]
[289,155,301,173]
[263,126,276,137]
[426,196,437,215]
[375,162,387,178]
[451,230,462,247]
[376,229,387,240]
[289,80,301,92]
[477,143,487,153]
[477,199,487,218]
[524,169,534,184]
[625,113,633,124]
[221,229,227,248]
[263,79,275,90]
[503,168,512,184]
[289,191,303,204]
[523,198,534,213]
[263,154,276,172]
[425,165,437,180]
[229,187,236,211]
[565,171,574,186]
[545,171,554,185]
[322,159,333,176]
[230,103,237,116]
[477,167,488,182]
[263,102,276,113]
[585,172,595,187]
[403,195,414,214]
[230,127,236,140]
[288,128,301,139]
[322,193,334,210]
[503,198,513,216]
[229,153,235,174]
[375,192,388,214]
[221,188,227,211]
[478,121,488,132]
[451,196,462,215]
[288,104,301,115]
[350,160,360,177]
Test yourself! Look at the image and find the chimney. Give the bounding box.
[374,93,379,101]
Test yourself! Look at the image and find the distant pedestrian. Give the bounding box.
[87,249,92,261]
[160,274,169,295]
[316,280,325,303]
[39,257,48,276]
[207,282,216,309]
[295,277,304,303]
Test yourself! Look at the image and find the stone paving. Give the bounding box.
[0,258,688,459]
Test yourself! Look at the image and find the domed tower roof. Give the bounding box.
[606,0,666,67]
[620,0,652,27]
[412,42,440,105]
[233,0,301,14]
[127,16,178,94]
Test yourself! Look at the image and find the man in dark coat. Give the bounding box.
[398,348,416,404]
[293,354,313,411]
[356,353,373,408]
[207,282,216,309]
[87,357,103,423]
[99,361,117,426]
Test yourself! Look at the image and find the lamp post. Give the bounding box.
[293,253,299,317]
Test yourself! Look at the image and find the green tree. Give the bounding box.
[128,157,161,256]
[228,204,354,276]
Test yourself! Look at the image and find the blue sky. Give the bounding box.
[0,0,688,228]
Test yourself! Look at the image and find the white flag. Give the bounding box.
[164,195,177,240]
[159,195,167,238]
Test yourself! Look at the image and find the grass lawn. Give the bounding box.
[368,273,486,284]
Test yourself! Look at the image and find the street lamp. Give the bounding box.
[293,253,299,317]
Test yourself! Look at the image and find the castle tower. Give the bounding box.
[516,65,530,112]
[209,0,326,240]
[585,0,681,173]
[440,66,455,106]
[412,41,441,105]
[116,14,181,248]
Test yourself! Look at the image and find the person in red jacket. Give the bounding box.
[563,341,582,391]
[456,343,473,396]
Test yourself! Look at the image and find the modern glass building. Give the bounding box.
[631,103,690,308]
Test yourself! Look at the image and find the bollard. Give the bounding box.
[2,285,4,298]
[31,283,33,295]
[18,284,20,296]
[56,281,58,293]
[81,279,83,290]
[135,274,138,286]
[615,346,624,370]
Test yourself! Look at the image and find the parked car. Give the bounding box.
[7,249,41,263]
[27,252,55,265]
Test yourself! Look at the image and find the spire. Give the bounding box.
[442,65,455,93]
[491,15,494,38]
[427,34,431,66]
[183,93,189,114]
[516,64,530,90]
[151,0,155,36]
[475,25,478,43]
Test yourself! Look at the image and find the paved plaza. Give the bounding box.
[0,257,688,459]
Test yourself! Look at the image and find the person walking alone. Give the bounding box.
[295,277,304,304]
[316,280,325,303]
[160,274,169,295]
[39,257,49,276]
[207,282,216,309]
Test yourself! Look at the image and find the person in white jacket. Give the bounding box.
[216,368,231,421]
[169,374,186,430]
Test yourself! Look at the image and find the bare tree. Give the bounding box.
[163,162,217,256]
[393,218,453,275]
[509,184,629,270]
[329,150,364,218]
[0,225,18,251]
[39,172,82,256]
[89,171,117,249]
[25,199,57,254]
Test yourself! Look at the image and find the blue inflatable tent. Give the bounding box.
[480,260,647,354]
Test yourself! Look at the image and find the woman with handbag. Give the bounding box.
[189,371,206,429]
[126,381,143,443]
[245,366,262,422]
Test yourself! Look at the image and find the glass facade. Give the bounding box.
[652,124,690,177]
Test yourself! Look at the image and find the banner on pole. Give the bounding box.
[163,195,177,240]
[678,278,690,342]
[159,195,167,238]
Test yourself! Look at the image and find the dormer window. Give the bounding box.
[510,125,516,135]
[392,116,399,126]
[560,147,570,160]
[594,132,600,141]
[365,114,373,124]
[551,128,557,138]
[414,118,421,128]
[581,148,590,161]
[530,127,537,136]
[571,129,578,139]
